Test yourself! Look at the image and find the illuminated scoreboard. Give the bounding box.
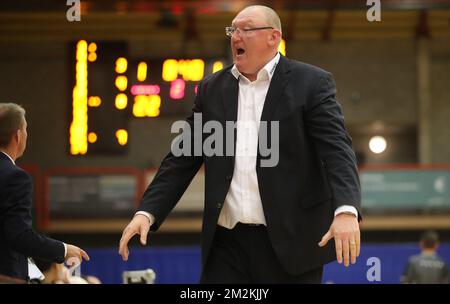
[68,40,226,156]
[69,39,286,156]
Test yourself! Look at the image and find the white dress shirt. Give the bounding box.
[137,53,357,227]
[217,53,280,228]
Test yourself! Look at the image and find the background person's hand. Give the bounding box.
[65,244,90,267]
[318,213,360,267]
[119,214,151,261]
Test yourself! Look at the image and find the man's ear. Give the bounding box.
[12,129,21,144]
[268,30,282,47]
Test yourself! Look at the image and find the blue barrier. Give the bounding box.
[323,243,450,284]
[80,244,450,284]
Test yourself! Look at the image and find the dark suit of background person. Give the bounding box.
[0,103,89,281]
[120,6,361,283]
[0,152,66,280]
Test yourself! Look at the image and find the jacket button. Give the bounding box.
[216,203,222,209]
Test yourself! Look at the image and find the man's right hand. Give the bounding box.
[65,244,90,266]
[119,214,151,261]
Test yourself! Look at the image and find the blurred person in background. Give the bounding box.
[81,275,102,284]
[0,103,90,282]
[32,258,73,284]
[402,230,449,284]
[33,258,100,284]
[119,5,361,283]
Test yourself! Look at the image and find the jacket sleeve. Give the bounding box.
[3,169,65,263]
[304,72,362,219]
[138,80,205,231]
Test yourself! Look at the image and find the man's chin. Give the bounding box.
[234,63,249,74]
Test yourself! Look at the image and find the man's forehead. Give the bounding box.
[232,11,263,26]
[232,16,254,26]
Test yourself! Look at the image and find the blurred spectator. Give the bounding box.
[33,258,73,284]
[33,258,101,284]
[402,230,449,284]
[82,275,102,284]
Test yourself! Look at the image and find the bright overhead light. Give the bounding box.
[369,136,387,154]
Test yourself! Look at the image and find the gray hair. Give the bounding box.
[0,103,26,147]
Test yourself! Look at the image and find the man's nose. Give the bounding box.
[231,32,242,43]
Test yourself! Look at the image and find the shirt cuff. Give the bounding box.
[135,211,155,226]
[334,205,358,218]
[63,243,67,258]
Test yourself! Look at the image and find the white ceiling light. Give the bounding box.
[369,136,387,154]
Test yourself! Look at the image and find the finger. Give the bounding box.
[118,228,132,260]
[118,238,129,260]
[118,241,129,261]
[119,228,134,256]
[350,238,357,264]
[318,230,332,247]
[124,246,129,261]
[335,238,343,264]
[140,224,149,246]
[356,231,361,257]
[119,244,129,261]
[80,249,90,261]
[343,238,350,267]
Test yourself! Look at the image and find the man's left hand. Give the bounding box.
[318,213,360,267]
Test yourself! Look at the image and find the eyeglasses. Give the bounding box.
[225,26,274,37]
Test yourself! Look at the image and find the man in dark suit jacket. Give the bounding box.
[119,5,361,283]
[0,103,89,281]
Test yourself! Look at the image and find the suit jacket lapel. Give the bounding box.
[221,71,239,159]
[259,55,291,123]
[222,71,239,123]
